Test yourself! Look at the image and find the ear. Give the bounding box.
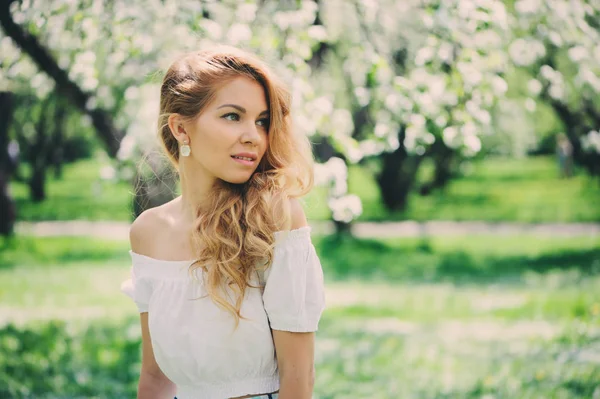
[167,114,189,143]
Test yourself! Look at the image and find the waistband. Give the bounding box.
[175,394,278,399]
[174,376,279,399]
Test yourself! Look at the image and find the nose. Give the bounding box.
[240,123,262,146]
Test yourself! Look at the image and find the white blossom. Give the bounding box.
[313,162,331,186]
[99,165,116,180]
[236,3,258,23]
[354,87,371,107]
[524,98,537,112]
[491,75,508,95]
[226,23,252,45]
[568,46,588,62]
[117,135,136,161]
[331,109,354,137]
[527,79,543,96]
[415,46,435,66]
[514,0,542,15]
[464,135,482,155]
[359,139,385,157]
[443,126,460,148]
[548,83,564,100]
[307,25,328,41]
[201,20,223,40]
[509,38,545,66]
[437,42,454,63]
[578,68,600,92]
[582,130,600,154]
[387,133,400,151]
[328,195,363,223]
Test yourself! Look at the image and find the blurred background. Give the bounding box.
[1,0,599,397]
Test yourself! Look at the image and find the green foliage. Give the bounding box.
[1,234,599,398]
[0,320,140,398]
[2,316,599,398]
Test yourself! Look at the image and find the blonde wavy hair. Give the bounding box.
[157,46,314,324]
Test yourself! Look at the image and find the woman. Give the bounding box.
[121,46,326,399]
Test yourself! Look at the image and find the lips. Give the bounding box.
[231,155,254,161]
[231,152,258,166]
[231,154,257,166]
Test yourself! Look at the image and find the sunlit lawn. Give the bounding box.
[10,158,134,222]
[9,155,600,223]
[345,156,600,223]
[1,234,599,398]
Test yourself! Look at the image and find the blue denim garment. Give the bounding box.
[174,394,278,399]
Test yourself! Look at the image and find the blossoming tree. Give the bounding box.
[508,0,600,176]
[1,0,598,237]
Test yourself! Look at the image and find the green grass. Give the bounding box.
[10,158,134,222]
[9,155,600,223]
[0,235,128,269]
[315,233,600,283]
[343,156,600,222]
[1,234,599,397]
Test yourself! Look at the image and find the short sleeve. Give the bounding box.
[120,251,153,313]
[262,226,326,332]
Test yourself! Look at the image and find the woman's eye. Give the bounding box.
[257,118,270,128]
[222,113,240,121]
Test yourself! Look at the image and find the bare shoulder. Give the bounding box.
[288,197,308,230]
[129,201,174,255]
[130,208,160,254]
[272,195,308,231]
[272,194,308,231]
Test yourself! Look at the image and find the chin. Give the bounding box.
[221,174,254,185]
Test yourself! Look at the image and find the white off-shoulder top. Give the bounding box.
[120,226,326,399]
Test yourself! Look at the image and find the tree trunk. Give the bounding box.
[312,136,335,163]
[419,141,456,196]
[29,163,46,202]
[50,101,67,179]
[541,50,600,178]
[376,127,423,211]
[333,220,352,236]
[0,92,16,236]
[433,152,454,189]
[550,99,600,177]
[27,98,51,202]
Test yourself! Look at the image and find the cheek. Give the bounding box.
[261,132,269,151]
[192,124,228,153]
[257,141,268,162]
[193,142,224,164]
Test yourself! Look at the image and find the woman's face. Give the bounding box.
[182,76,270,184]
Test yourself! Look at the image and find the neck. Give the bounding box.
[178,160,216,222]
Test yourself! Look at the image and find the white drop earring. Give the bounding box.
[180,140,191,157]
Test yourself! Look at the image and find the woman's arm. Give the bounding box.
[272,198,317,398]
[138,312,177,399]
[130,212,177,398]
[272,330,316,399]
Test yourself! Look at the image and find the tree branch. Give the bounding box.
[0,0,124,157]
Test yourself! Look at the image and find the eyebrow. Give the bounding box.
[217,104,269,116]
